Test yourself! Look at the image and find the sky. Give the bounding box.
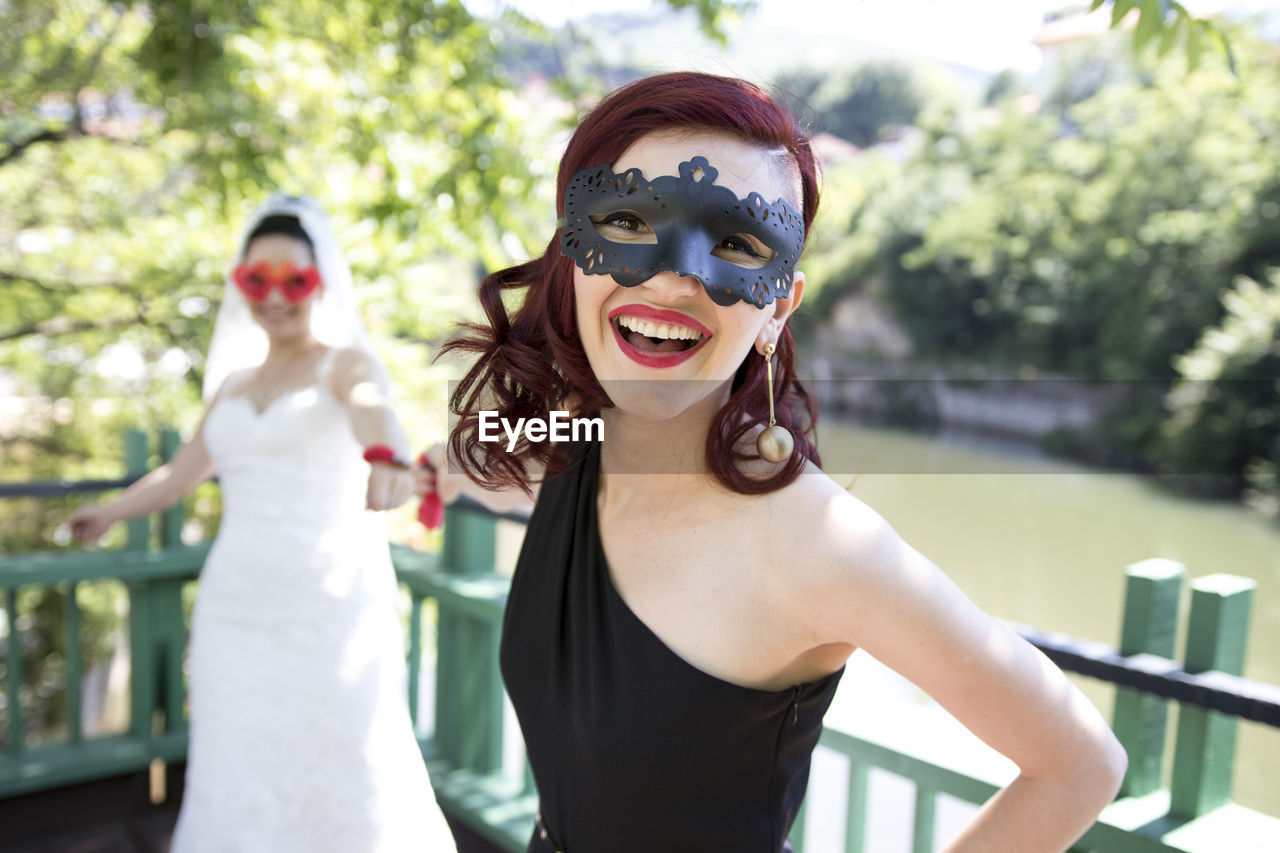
[468,0,1279,74]
[470,0,1071,72]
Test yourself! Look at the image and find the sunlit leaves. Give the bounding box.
[809,26,1277,381]
[650,0,755,45]
[0,0,555,505]
[1091,0,1235,73]
[1163,270,1280,500]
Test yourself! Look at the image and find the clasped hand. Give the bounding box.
[366,462,416,511]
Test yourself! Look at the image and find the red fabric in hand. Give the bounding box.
[416,452,444,530]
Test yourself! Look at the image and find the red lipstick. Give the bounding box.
[608,304,713,369]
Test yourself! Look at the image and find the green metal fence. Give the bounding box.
[2,429,1279,852]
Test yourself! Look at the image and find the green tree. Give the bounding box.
[983,69,1028,106]
[2,1,552,507]
[0,0,739,512]
[1094,0,1237,72]
[1161,270,1280,502]
[794,26,1280,492]
[807,60,926,148]
[823,29,1279,380]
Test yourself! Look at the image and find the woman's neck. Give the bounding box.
[596,383,731,484]
[262,333,322,366]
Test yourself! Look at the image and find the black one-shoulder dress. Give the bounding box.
[500,443,843,853]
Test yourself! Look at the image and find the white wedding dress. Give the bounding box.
[171,352,455,852]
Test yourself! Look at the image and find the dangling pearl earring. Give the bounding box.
[756,343,794,463]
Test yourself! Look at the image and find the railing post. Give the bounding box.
[435,504,503,773]
[847,761,869,853]
[128,583,188,739]
[159,428,183,548]
[407,593,424,728]
[126,428,188,739]
[126,428,156,740]
[154,428,188,732]
[1169,573,1255,819]
[153,580,188,735]
[4,589,21,753]
[124,429,150,550]
[1111,558,1184,797]
[128,589,155,741]
[787,756,873,853]
[64,582,83,743]
[912,785,937,853]
[442,505,496,577]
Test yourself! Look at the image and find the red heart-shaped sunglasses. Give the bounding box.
[232,262,322,304]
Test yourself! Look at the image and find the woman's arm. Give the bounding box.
[329,347,417,511]
[416,441,539,515]
[329,345,540,516]
[802,490,1126,853]
[69,415,217,543]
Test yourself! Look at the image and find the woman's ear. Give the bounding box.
[755,270,806,354]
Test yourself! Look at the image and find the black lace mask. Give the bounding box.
[560,157,805,308]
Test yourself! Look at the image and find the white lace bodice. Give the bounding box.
[205,372,369,531]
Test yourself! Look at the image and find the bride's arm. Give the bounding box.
[329,347,416,511]
[68,399,221,543]
[416,441,540,515]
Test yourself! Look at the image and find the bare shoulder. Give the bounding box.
[328,346,387,397]
[215,367,257,399]
[328,344,362,362]
[762,461,900,582]
[742,460,919,649]
[330,345,377,375]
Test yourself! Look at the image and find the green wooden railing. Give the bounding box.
[2,429,1279,852]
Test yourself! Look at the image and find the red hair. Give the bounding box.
[442,72,821,494]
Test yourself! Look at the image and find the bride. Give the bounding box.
[69,194,457,852]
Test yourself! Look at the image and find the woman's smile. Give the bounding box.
[608,303,712,368]
[253,303,300,323]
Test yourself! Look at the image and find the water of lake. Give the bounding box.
[815,420,1280,817]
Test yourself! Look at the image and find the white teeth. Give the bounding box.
[616,314,703,342]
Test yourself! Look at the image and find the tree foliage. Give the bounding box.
[798,27,1280,495]
[0,0,739,544]
[1,1,559,514]
[1095,0,1237,73]
[1161,269,1280,502]
[777,60,926,148]
[1,0,556,739]
[1,1,744,495]
[817,31,1278,380]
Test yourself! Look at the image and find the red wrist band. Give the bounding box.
[363,445,411,469]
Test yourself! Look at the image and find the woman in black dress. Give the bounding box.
[424,72,1126,853]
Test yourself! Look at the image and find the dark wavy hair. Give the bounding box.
[441,71,821,495]
[245,214,314,256]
